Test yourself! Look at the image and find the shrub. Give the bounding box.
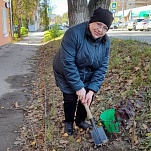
[13,27,28,41]
[13,33,18,41]
[44,25,65,42]
[50,24,60,39]
[20,27,28,36]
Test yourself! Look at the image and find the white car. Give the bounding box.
[136,19,151,31]
[144,20,151,31]
[127,19,144,31]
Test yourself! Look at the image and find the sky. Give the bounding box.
[50,0,90,16]
[50,0,68,16]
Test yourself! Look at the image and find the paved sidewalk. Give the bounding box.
[0,31,44,151]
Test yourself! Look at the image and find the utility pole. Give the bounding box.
[48,3,51,30]
[122,0,124,30]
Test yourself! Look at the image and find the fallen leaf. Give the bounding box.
[59,140,68,144]
[144,64,150,71]
[104,86,111,91]
[134,67,140,71]
[76,137,81,143]
[15,102,19,108]
[124,56,131,62]
[146,133,151,137]
[31,141,36,146]
[142,124,148,129]
[62,133,68,137]
[134,135,139,145]
[127,79,133,85]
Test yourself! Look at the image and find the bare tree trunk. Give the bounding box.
[68,0,89,27]
[101,0,111,9]
[44,0,48,29]
[68,0,111,27]
[25,18,29,29]
[18,18,21,38]
[88,0,111,17]
[17,0,22,38]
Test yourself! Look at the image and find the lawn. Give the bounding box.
[24,37,151,151]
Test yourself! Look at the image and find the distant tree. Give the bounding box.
[55,15,62,25]
[62,12,68,25]
[67,0,111,27]
[40,0,56,30]
[40,0,49,30]
[12,0,39,38]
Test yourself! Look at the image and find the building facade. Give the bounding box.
[0,0,11,46]
[110,0,151,22]
[28,4,41,32]
[111,0,151,11]
[127,0,151,8]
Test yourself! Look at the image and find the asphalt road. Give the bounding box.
[107,29,151,44]
[0,31,44,151]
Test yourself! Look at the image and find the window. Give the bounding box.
[2,7,8,37]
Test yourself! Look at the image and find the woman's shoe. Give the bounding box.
[76,121,92,130]
[64,122,73,136]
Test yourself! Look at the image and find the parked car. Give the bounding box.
[127,18,144,31]
[58,25,63,30]
[136,19,151,31]
[110,21,122,29]
[144,20,151,31]
[110,23,118,29]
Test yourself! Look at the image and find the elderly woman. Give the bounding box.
[53,7,113,136]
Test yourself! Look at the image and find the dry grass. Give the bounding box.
[35,37,151,150]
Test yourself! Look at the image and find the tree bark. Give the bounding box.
[68,0,89,27]
[18,18,21,38]
[88,0,111,17]
[44,0,49,29]
[68,0,111,27]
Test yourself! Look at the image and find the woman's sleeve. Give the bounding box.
[60,28,84,91]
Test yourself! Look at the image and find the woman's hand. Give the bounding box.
[85,90,94,106]
[76,88,86,103]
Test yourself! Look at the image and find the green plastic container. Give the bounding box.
[100,109,119,133]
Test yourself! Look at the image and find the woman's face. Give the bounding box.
[89,22,108,39]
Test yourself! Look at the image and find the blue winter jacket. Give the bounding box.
[53,22,111,94]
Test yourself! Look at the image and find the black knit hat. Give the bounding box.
[89,7,114,29]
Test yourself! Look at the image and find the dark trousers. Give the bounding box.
[63,93,87,124]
